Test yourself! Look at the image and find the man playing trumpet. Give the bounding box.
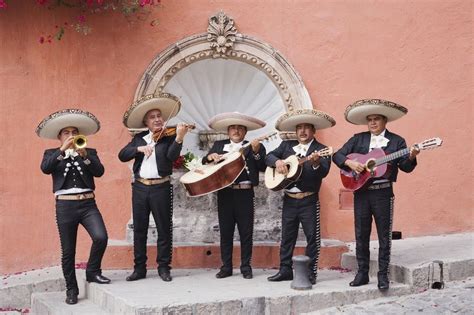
[37,109,110,305]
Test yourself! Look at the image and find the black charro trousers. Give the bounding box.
[131,181,173,272]
[217,188,254,273]
[55,199,108,293]
[353,186,395,275]
[279,194,321,279]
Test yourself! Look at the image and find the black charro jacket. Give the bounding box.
[118,131,183,179]
[41,148,104,193]
[332,130,417,182]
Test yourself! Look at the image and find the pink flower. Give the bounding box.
[77,15,86,23]
[0,0,7,9]
[39,37,45,44]
[139,0,153,7]
[36,0,48,5]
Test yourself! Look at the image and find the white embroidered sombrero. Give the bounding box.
[123,93,181,129]
[36,109,100,139]
[275,109,336,131]
[345,99,408,125]
[208,112,266,132]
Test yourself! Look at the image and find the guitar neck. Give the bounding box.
[297,156,312,165]
[375,148,410,166]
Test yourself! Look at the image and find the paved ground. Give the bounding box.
[309,277,474,315]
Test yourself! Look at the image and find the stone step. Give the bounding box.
[84,269,412,314]
[0,266,65,309]
[341,233,474,288]
[31,292,109,315]
[102,240,348,270]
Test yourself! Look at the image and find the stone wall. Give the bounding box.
[126,171,308,244]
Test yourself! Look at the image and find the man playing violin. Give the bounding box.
[266,109,335,285]
[119,94,190,282]
[332,99,419,291]
[202,112,266,279]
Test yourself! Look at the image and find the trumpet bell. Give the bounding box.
[73,135,87,149]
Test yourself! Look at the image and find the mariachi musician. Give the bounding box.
[266,109,336,285]
[332,99,419,291]
[119,93,191,282]
[202,112,266,279]
[37,109,110,305]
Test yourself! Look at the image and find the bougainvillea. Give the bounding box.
[0,0,160,43]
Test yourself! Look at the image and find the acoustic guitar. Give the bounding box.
[180,133,277,197]
[340,137,443,191]
[264,147,333,191]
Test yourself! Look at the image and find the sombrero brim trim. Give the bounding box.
[123,93,181,129]
[36,109,100,140]
[345,99,408,125]
[275,109,336,131]
[208,112,266,132]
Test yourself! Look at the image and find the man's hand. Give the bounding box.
[76,148,87,158]
[175,123,189,143]
[409,146,420,160]
[60,136,74,152]
[138,145,154,158]
[308,151,321,167]
[250,139,261,153]
[345,159,365,174]
[275,160,289,175]
[207,153,223,163]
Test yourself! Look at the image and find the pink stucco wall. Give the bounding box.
[1,0,472,274]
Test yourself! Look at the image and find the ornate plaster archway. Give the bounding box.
[134,11,313,151]
[135,11,312,112]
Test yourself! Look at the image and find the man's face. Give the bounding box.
[366,114,387,135]
[296,123,315,144]
[58,127,79,145]
[227,125,247,143]
[144,109,164,133]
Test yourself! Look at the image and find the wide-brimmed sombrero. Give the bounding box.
[36,109,100,139]
[208,112,266,132]
[275,109,336,131]
[345,99,408,125]
[123,93,181,129]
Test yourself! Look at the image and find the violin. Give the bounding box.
[152,124,195,142]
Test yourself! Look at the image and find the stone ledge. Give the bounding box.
[0,266,65,309]
[83,269,413,314]
[102,240,349,270]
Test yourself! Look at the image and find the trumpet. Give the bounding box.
[73,135,87,150]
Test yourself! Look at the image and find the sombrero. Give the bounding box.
[345,99,408,125]
[208,112,266,132]
[36,109,100,139]
[123,93,181,129]
[275,109,336,131]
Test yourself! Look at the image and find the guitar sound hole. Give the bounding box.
[366,160,376,171]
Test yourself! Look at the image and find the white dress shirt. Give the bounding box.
[139,131,161,179]
[369,129,390,184]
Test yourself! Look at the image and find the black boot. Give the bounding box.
[215,269,233,279]
[86,273,111,284]
[377,273,389,291]
[158,268,172,282]
[267,269,293,282]
[65,289,78,305]
[126,270,146,281]
[349,272,369,287]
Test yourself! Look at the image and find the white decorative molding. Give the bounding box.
[207,11,237,57]
[135,11,312,113]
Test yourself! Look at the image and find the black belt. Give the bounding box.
[367,182,392,190]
